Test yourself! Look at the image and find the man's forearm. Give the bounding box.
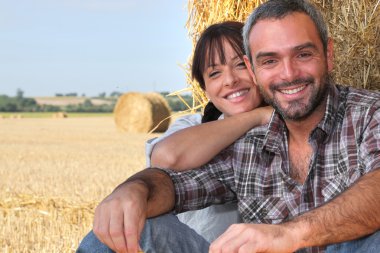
[288,169,380,249]
[124,168,175,217]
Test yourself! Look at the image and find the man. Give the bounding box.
[78,0,380,252]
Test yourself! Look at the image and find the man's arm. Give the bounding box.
[292,168,380,249]
[93,168,174,253]
[209,169,380,253]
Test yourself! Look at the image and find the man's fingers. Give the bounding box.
[109,210,128,253]
[125,232,140,253]
[93,206,117,252]
[123,209,142,253]
[239,242,259,253]
[210,224,244,252]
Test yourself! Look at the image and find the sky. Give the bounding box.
[0,0,192,97]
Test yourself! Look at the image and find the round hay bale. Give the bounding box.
[113,92,171,133]
[10,114,22,119]
[52,112,68,118]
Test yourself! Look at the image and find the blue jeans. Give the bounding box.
[326,230,380,253]
[77,213,380,253]
[77,213,210,253]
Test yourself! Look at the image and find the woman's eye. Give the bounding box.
[209,71,220,78]
[236,61,246,68]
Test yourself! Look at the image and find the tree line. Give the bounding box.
[0,90,193,113]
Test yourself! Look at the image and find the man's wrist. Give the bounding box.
[282,218,311,250]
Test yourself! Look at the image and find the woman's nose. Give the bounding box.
[223,69,238,87]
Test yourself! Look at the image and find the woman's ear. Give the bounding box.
[205,91,210,101]
[243,55,257,84]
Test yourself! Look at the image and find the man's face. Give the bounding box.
[245,12,334,121]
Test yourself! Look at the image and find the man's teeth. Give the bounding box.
[227,89,248,99]
[280,85,305,95]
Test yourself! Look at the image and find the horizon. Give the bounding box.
[0,0,192,97]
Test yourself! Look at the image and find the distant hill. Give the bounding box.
[34,97,114,106]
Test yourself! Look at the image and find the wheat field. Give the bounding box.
[0,116,160,252]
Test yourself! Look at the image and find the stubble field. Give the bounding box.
[0,116,160,252]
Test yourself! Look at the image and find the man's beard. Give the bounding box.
[259,73,332,121]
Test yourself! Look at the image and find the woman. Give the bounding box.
[147,21,270,172]
[145,21,271,242]
[77,21,271,253]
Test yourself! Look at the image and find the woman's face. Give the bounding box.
[203,40,262,117]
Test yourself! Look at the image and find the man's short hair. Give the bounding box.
[243,0,329,65]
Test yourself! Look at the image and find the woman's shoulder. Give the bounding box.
[171,113,203,127]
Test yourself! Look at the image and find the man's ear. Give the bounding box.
[326,38,334,72]
[243,55,257,84]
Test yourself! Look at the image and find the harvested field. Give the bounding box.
[0,117,160,252]
[34,97,113,106]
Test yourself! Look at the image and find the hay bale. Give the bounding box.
[185,0,380,111]
[113,92,171,133]
[313,0,380,90]
[10,114,23,119]
[52,112,68,118]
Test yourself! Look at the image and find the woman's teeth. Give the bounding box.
[280,85,306,95]
[226,89,248,99]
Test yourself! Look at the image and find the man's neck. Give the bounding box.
[284,97,328,184]
[285,97,328,144]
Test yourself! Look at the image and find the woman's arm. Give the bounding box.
[150,106,273,171]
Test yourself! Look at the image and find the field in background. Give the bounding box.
[0,112,113,118]
[0,116,160,252]
[33,96,114,106]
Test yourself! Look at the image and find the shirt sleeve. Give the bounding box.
[160,146,237,213]
[145,113,202,167]
[360,100,380,173]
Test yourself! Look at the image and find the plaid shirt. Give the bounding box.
[163,85,380,253]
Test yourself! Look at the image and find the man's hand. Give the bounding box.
[93,181,148,253]
[209,223,298,253]
[92,168,175,253]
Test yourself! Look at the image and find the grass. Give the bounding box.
[0,117,161,252]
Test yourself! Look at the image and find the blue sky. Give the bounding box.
[0,0,192,97]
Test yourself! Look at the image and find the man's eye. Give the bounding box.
[298,52,312,58]
[263,59,276,65]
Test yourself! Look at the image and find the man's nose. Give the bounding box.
[279,59,299,82]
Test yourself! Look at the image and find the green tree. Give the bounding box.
[16,88,24,99]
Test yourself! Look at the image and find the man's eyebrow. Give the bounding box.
[255,42,318,60]
[255,51,277,60]
[294,42,317,51]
